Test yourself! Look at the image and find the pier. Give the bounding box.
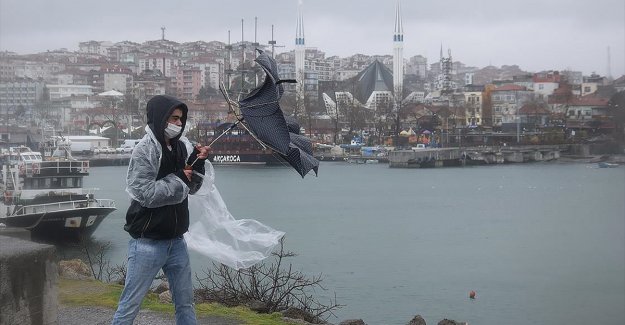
[388,145,564,168]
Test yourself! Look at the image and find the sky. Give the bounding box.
[1,0,624,77]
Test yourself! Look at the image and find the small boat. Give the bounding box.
[0,143,116,242]
[598,162,619,168]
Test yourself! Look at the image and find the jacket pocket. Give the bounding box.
[124,200,149,235]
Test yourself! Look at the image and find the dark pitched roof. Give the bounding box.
[353,60,394,104]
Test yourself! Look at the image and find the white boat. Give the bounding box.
[597,162,619,168]
[0,144,116,242]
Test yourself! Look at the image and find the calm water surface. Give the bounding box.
[85,162,625,325]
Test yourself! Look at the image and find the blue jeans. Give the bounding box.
[112,237,197,325]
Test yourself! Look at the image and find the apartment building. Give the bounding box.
[491,84,533,126]
[174,66,202,101]
[46,84,94,99]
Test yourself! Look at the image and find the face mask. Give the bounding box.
[164,123,182,139]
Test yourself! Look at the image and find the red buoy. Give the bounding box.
[469,290,476,299]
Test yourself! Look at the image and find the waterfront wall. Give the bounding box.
[0,234,58,325]
[389,145,563,168]
[567,143,624,156]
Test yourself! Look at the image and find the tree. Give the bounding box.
[98,96,125,146]
[371,97,390,144]
[281,92,297,116]
[197,86,218,101]
[609,90,625,144]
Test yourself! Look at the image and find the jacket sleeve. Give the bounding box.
[182,137,205,195]
[126,139,190,208]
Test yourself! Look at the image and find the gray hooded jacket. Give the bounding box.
[123,95,204,239]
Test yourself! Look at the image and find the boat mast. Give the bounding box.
[240,18,246,96]
[225,30,233,91]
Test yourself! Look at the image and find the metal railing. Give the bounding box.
[12,199,116,216]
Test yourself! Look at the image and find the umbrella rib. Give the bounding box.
[217,81,270,151]
[239,100,279,110]
[238,120,268,150]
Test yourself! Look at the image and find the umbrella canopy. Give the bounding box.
[235,50,319,178]
[238,50,290,156]
[283,117,319,177]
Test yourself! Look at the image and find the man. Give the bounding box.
[112,95,209,325]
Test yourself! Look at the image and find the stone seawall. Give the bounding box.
[0,234,58,325]
[389,145,564,168]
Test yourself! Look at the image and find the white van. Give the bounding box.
[116,139,141,153]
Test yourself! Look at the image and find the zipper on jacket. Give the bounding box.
[141,212,153,238]
[173,208,178,238]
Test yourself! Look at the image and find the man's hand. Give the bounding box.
[182,167,193,181]
[195,144,210,160]
[187,144,210,168]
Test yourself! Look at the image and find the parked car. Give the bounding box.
[115,146,133,153]
[94,146,116,154]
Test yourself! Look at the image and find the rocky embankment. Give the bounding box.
[59,259,470,325]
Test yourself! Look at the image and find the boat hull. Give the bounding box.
[0,207,116,242]
[209,152,285,165]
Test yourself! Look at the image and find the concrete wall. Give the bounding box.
[0,235,58,325]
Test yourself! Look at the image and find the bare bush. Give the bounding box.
[194,237,342,323]
[105,261,128,284]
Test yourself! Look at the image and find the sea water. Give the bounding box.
[85,162,625,325]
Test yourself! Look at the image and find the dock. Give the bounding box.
[388,145,564,168]
[73,154,131,167]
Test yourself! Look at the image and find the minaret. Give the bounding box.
[393,1,404,107]
[295,4,305,117]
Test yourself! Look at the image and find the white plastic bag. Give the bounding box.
[185,162,284,270]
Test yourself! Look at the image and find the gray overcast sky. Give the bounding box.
[1,0,624,76]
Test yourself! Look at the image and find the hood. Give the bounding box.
[146,95,188,144]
